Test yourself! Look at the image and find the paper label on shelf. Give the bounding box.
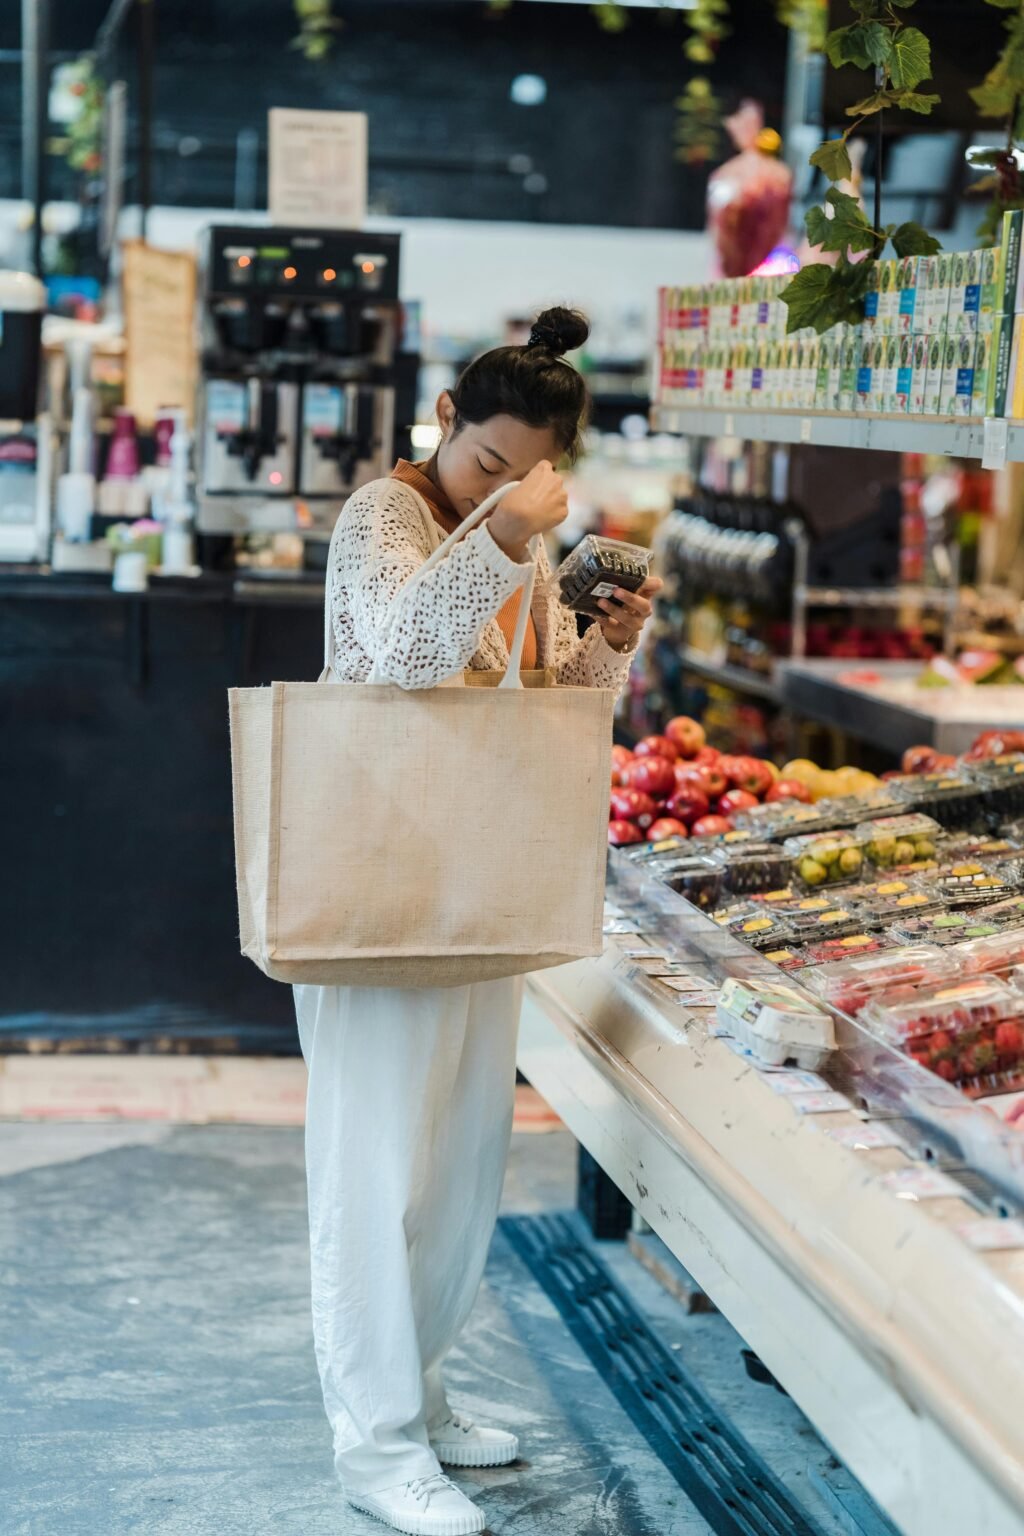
[878,1167,961,1200]
[654,974,713,991]
[791,1092,855,1115]
[800,417,813,442]
[956,1217,1024,1251]
[674,991,721,1009]
[761,1069,830,1095]
[724,413,735,436]
[982,416,1009,470]
[827,1122,905,1150]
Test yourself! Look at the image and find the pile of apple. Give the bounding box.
[898,732,1024,774]
[609,716,813,847]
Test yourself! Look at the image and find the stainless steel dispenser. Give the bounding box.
[195,225,402,536]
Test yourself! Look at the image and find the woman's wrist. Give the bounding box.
[487,510,530,564]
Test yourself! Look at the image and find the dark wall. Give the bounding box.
[0,0,788,228]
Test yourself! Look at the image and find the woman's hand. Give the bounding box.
[596,576,663,652]
[488,462,568,561]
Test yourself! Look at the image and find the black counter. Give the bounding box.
[1,568,327,1051]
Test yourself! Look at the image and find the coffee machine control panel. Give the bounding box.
[206,227,400,304]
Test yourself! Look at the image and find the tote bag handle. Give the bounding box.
[324,477,540,690]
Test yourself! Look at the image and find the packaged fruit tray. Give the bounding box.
[786,904,875,941]
[801,931,899,966]
[857,814,943,870]
[653,854,727,910]
[556,535,651,619]
[928,866,1018,905]
[886,772,986,829]
[714,909,798,951]
[707,841,794,896]
[962,754,1024,815]
[803,943,957,1013]
[783,830,868,887]
[889,910,1007,946]
[951,927,1024,976]
[862,975,1024,1041]
[937,832,1020,864]
[761,945,811,973]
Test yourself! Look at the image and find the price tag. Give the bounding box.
[763,1069,830,1095]
[654,974,712,992]
[674,991,721,1008]
[878,1167,961,1201]
[982,416,1009,471]
[956,1217,1024,1252]
[800,417,813,443]
[724,413,735,436]
[792,1091,854,1115]
[827,1122,905,1150]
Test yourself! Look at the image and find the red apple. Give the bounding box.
[930,753,958,772]
[691,814,733,837]
[725,755,774,797]
[678,761,728,799]
[610,787,657,828]
[647,817,689,841]
[667,788,711,828]
[623,755,677,799]
[902,744,937,775]
[693,746,721,766]
[717,789,759,816]
[765,778,813,804]
[665,715,706,759]
[609,819,644,846]
[635,734,678,762]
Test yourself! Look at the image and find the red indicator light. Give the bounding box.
[269,470,283,486]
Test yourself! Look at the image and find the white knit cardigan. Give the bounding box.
[325,475,639,694]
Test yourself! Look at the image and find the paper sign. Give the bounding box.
[654,974,712,991]
[269,108,367,229]
[982,416,1009,471]
[791,1091,854,1115]
[122,241,196,427]
[827,1122,905,1150]
[878,1167,961,1200]
[956,1217,1024,1252]
[762,1070,830,1096]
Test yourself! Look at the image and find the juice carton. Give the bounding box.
[751,339,768,404]
[943,332,976,416]
[972,328,996,416]
[924,332,946,414]
[882,333,901,411]
[979,243,1003,333]
[893,333,914,413]
[815,334,834,410]
[856,334,875,410]
[896,256,918,334]
[862,263,881,335]
[951,249,982,334]
[838,331,859,412]
[928,252,953,334]
[801,336,819,409]
[909,334,929,414]
[879,258,899,330]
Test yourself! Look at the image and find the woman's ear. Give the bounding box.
[436,391,456,440]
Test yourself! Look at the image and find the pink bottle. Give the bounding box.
[106,408,141,479]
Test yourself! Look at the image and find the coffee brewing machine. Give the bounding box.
[196,225,403,539]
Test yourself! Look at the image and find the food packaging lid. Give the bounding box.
[803,943,957,1007]
[717,976,836,1052]
[951,928,1024,974]
[862,976,1024,1042]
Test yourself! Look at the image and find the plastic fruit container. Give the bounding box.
[733,802,825,839]
[554,535,651,618]
[802,932,896,965]
[763,946,809,972]
[962,754,1024,816]
[938,831,1020,864]
[783,830,869,887]
[786,905,871,940]
[928,867,1015,905]
[857,813,943,869]
[803,943,957,1014]
[952,928,1024,975]
[886,771,985,829]
[655,855,726,910]
[889,910,1003,946]
[707,841,794,896]
[716,975,836,1069]
[862,975,1024,1041]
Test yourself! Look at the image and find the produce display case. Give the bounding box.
[519,847,1024,1536]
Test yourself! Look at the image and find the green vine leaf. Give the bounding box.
[889,26,932,90]
[781,261,869,335]
[810,136,853,182]
[805,187,878,253]
[826,21,891,70]
[891,221,942,256]
[892,89,940,114]
[846,88,900,115]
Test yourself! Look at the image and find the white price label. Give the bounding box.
[800,417,813,443]
[792,1091,855,1115]
[879,1167,961,1201]
[655,974,712,991]
[982,416,1009,471]
[956,1217,1024,1252]
[724,413,735,436]
[763,1070,830,1095]
[827,1122,905,1150]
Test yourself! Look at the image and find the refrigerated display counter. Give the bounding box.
[518,851,1024,1536]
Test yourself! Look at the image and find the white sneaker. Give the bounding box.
[347,1471,485,1536]
[428,1409,519,1469]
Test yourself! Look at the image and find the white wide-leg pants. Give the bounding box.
[293,974,523,1495]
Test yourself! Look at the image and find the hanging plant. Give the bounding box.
[775,0,828,53]
[49,55,105,175]
[293,0,341,61]
[968,0,1024,245]
[674,77,723,166]
[684,0,730,63]
[781,0,941,336]
[592,2,629,32]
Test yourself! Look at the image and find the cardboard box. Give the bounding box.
[896,256,919,334]
[951,249,982,334]
[943,332,977,416]
[999,209,1023,316]
[800,336,819,409]
[908,333,929,414]
[879,258,899,331]
[856,335,875,410]
[979,243,1002,334]
[862,264,881,334]
[989,312,1014,417]
[838,332,859,412]
[893,333,915,413]
[924,332,946,414]
[929,252,953,334]
[972,328,996,417]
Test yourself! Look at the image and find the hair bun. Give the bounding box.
[527,305,590,359]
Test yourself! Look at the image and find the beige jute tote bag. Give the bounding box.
[228,479,615,988]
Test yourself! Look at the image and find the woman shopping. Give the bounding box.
[293,306,661,1536]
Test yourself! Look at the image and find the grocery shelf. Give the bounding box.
[796,584,959,611]
[651,405,1019,461]
[677,646,781,703]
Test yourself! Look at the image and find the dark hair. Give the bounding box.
[448,305,591,464]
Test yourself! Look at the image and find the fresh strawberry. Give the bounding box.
[995,1019,1024,1057]
[934,1059,958,1081]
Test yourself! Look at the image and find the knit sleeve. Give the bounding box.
[334,479,532,689]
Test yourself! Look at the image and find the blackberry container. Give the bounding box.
[886,771,987,831]
[554,536,651,619]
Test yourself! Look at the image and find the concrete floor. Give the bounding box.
[0,1118,852,1536]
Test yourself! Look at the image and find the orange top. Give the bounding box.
[390,459,538,669]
